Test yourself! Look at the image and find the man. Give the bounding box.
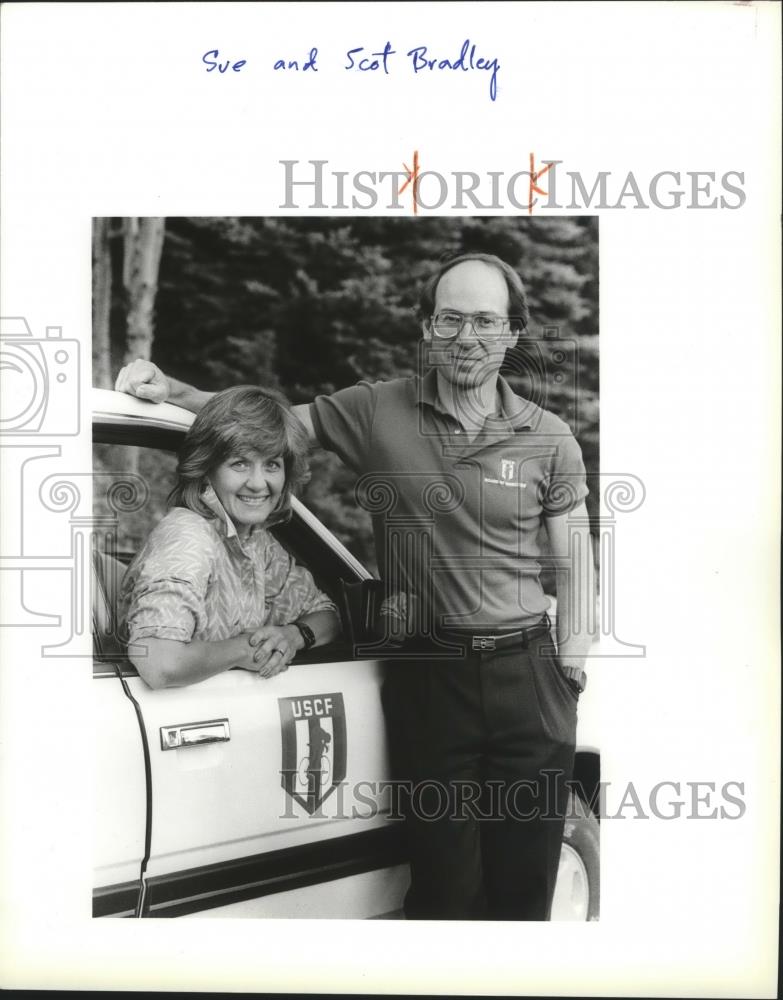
[116,252,596,920]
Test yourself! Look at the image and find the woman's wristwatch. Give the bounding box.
[293,621,316,650]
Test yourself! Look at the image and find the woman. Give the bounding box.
[121,385,341,688]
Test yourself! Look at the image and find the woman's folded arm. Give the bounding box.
[127,633,255,689]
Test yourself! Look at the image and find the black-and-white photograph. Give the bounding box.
[2,2,778,992]
[92,216,600,920]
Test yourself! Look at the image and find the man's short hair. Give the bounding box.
[418,252,530,332]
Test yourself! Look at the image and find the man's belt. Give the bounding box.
[442,615,551,652]
[439,617,587,692]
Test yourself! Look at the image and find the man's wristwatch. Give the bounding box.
[561,665,587,694]
[293,621,316,651]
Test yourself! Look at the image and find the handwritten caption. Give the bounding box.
[202,39,501,102]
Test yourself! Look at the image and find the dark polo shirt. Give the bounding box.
[310,369,588,631]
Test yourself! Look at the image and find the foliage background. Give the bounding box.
[96,216,599,576]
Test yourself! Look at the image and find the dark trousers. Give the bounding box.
[381,633,578,920]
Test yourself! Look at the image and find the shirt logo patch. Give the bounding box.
[279,693,347,815]
[484,458,528,489]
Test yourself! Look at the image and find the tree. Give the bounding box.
[93,218,166,477]
[122,218,166,366]
[91,218,113,389]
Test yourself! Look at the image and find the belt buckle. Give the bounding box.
[472,635,495,651]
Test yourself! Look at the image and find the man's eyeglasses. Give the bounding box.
[429,311,523,342]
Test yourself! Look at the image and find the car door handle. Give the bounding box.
[160,719,230,750]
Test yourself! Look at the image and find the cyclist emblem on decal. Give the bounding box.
[278,693,347,815]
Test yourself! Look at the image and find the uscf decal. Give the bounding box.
[484,457,528,489]
[278,693,347,815]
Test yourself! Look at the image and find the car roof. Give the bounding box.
[92,388,196,430]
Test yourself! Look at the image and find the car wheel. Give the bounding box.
[551,791,600,921]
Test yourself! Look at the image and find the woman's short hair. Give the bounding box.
[418,252,530,332]
[168,385,310,528]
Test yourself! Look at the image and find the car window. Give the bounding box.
[93,443,178,562]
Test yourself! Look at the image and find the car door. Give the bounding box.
[92,401,409,918]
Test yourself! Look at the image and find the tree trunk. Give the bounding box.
[92,218,113,389]
[122,217,166,365]
[121,218,166,478]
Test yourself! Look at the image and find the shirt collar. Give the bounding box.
[415,368,536,431]
[200,484,257,555]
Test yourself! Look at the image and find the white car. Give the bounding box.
[92,388,600,920]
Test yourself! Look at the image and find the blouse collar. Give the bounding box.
[199,484,261,556]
